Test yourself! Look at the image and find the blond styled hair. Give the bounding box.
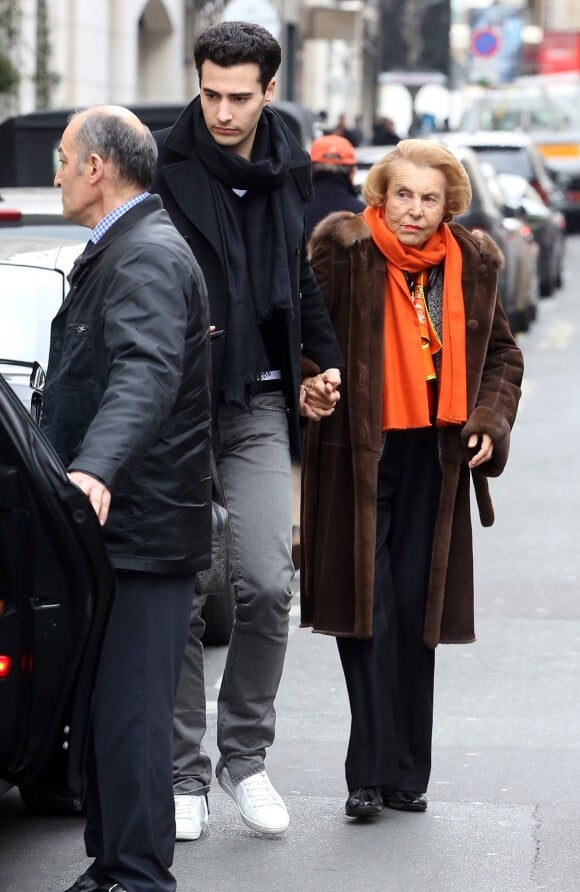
[362,139,472,222]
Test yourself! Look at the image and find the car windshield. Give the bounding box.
[470,147,534,180]
[0,264,63,363]
[464,88,578,132]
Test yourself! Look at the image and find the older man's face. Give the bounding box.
[54,116,94,227]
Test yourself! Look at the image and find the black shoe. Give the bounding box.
[64,877,126,892]
[345,787,383,818]
[384,791,427,812]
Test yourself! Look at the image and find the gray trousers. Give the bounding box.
[173,390,294,792]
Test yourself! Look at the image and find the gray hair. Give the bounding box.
[69,108,158,190]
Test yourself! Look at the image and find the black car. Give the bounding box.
[0,370,116,812]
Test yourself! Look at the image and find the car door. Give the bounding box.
[0,264,116,810]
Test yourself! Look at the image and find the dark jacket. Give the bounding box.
[305,171,364,241]
[300,212,523,647]
[151,100,343,458]
[41,196,212,576]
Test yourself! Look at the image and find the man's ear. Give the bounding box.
[264,77,276,105]
[88,152,105,183]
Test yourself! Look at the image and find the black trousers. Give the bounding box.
[337,428,441,795]
[84,570,194,892]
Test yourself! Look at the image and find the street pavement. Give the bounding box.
[1,237,579,891]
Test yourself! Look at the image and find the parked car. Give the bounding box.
[439,130,570,221]
[459,82,580,228]
[477,162,541,329]
[496,171,566,297]
[0,367,116,812]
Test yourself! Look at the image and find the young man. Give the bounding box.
[45,105,212,892]
[152,21,343,840]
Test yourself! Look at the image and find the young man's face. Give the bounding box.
[199,60,275,160]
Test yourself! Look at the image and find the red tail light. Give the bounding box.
[519,223,532,238]
[0,207,22,222]
[0,655,11,678]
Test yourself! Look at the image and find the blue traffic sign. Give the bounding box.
[471,27,500,57]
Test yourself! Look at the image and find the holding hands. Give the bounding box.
[300,367,341,420]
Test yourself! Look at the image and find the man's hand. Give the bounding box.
[300,368,341,420]
[467,432,494,469]
[68,471,111,525]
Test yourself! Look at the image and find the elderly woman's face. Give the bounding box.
[383,161,447,248]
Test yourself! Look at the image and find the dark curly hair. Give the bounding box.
[193,21,281,92]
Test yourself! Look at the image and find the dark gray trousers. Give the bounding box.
[173,391,295,793]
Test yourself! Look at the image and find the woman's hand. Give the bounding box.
[467,432,494,469]
[300,368,341,420]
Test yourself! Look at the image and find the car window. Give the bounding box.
[470,147,534,180]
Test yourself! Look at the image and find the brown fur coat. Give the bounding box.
[300,212,523,648]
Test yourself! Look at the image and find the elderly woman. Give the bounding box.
[300,139,523,819]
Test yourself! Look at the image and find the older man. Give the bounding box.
[43,105,211,892]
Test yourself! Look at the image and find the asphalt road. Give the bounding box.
[1,236,579,891]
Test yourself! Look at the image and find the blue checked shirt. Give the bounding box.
[90,192,150,244]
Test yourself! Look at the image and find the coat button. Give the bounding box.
[467,318,479,330]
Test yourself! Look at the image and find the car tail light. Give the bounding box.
[0,655,11,678]
[519,223,532,238]
[0,207,22,222]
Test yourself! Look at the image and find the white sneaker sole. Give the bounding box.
[218,772,289,835]
[175,823,208,842]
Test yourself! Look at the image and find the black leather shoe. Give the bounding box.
[64,877,126,892]
[345,786,383,818]
[384,791,427,812]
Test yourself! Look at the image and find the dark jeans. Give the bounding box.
[337,428,441,794]
[84,570,194,892]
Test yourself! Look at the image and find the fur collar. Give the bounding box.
[310,210,505,269]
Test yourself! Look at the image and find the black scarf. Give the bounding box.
[192,97,293,407]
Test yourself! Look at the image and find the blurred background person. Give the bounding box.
[372,116,401,146]
[305,135,364,241]
[301,139,523,821]
[330,112,359,146]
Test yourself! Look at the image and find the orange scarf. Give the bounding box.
[363,205,467,430]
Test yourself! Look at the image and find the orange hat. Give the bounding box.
[310,135,356,166]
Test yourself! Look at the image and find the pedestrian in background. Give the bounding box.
[153,20,342,843]
[44,105,212,892]
[372,116,401,146]
[305,134,364,241]
[301,139,523,820]
[330,112,360,145]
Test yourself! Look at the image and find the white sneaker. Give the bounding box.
[218,767,289,835]
[174,793,209,841]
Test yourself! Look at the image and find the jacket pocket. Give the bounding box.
[59,322,96,385]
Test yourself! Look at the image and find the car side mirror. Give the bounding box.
[29,362,46,424]
[29,361,46,394]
